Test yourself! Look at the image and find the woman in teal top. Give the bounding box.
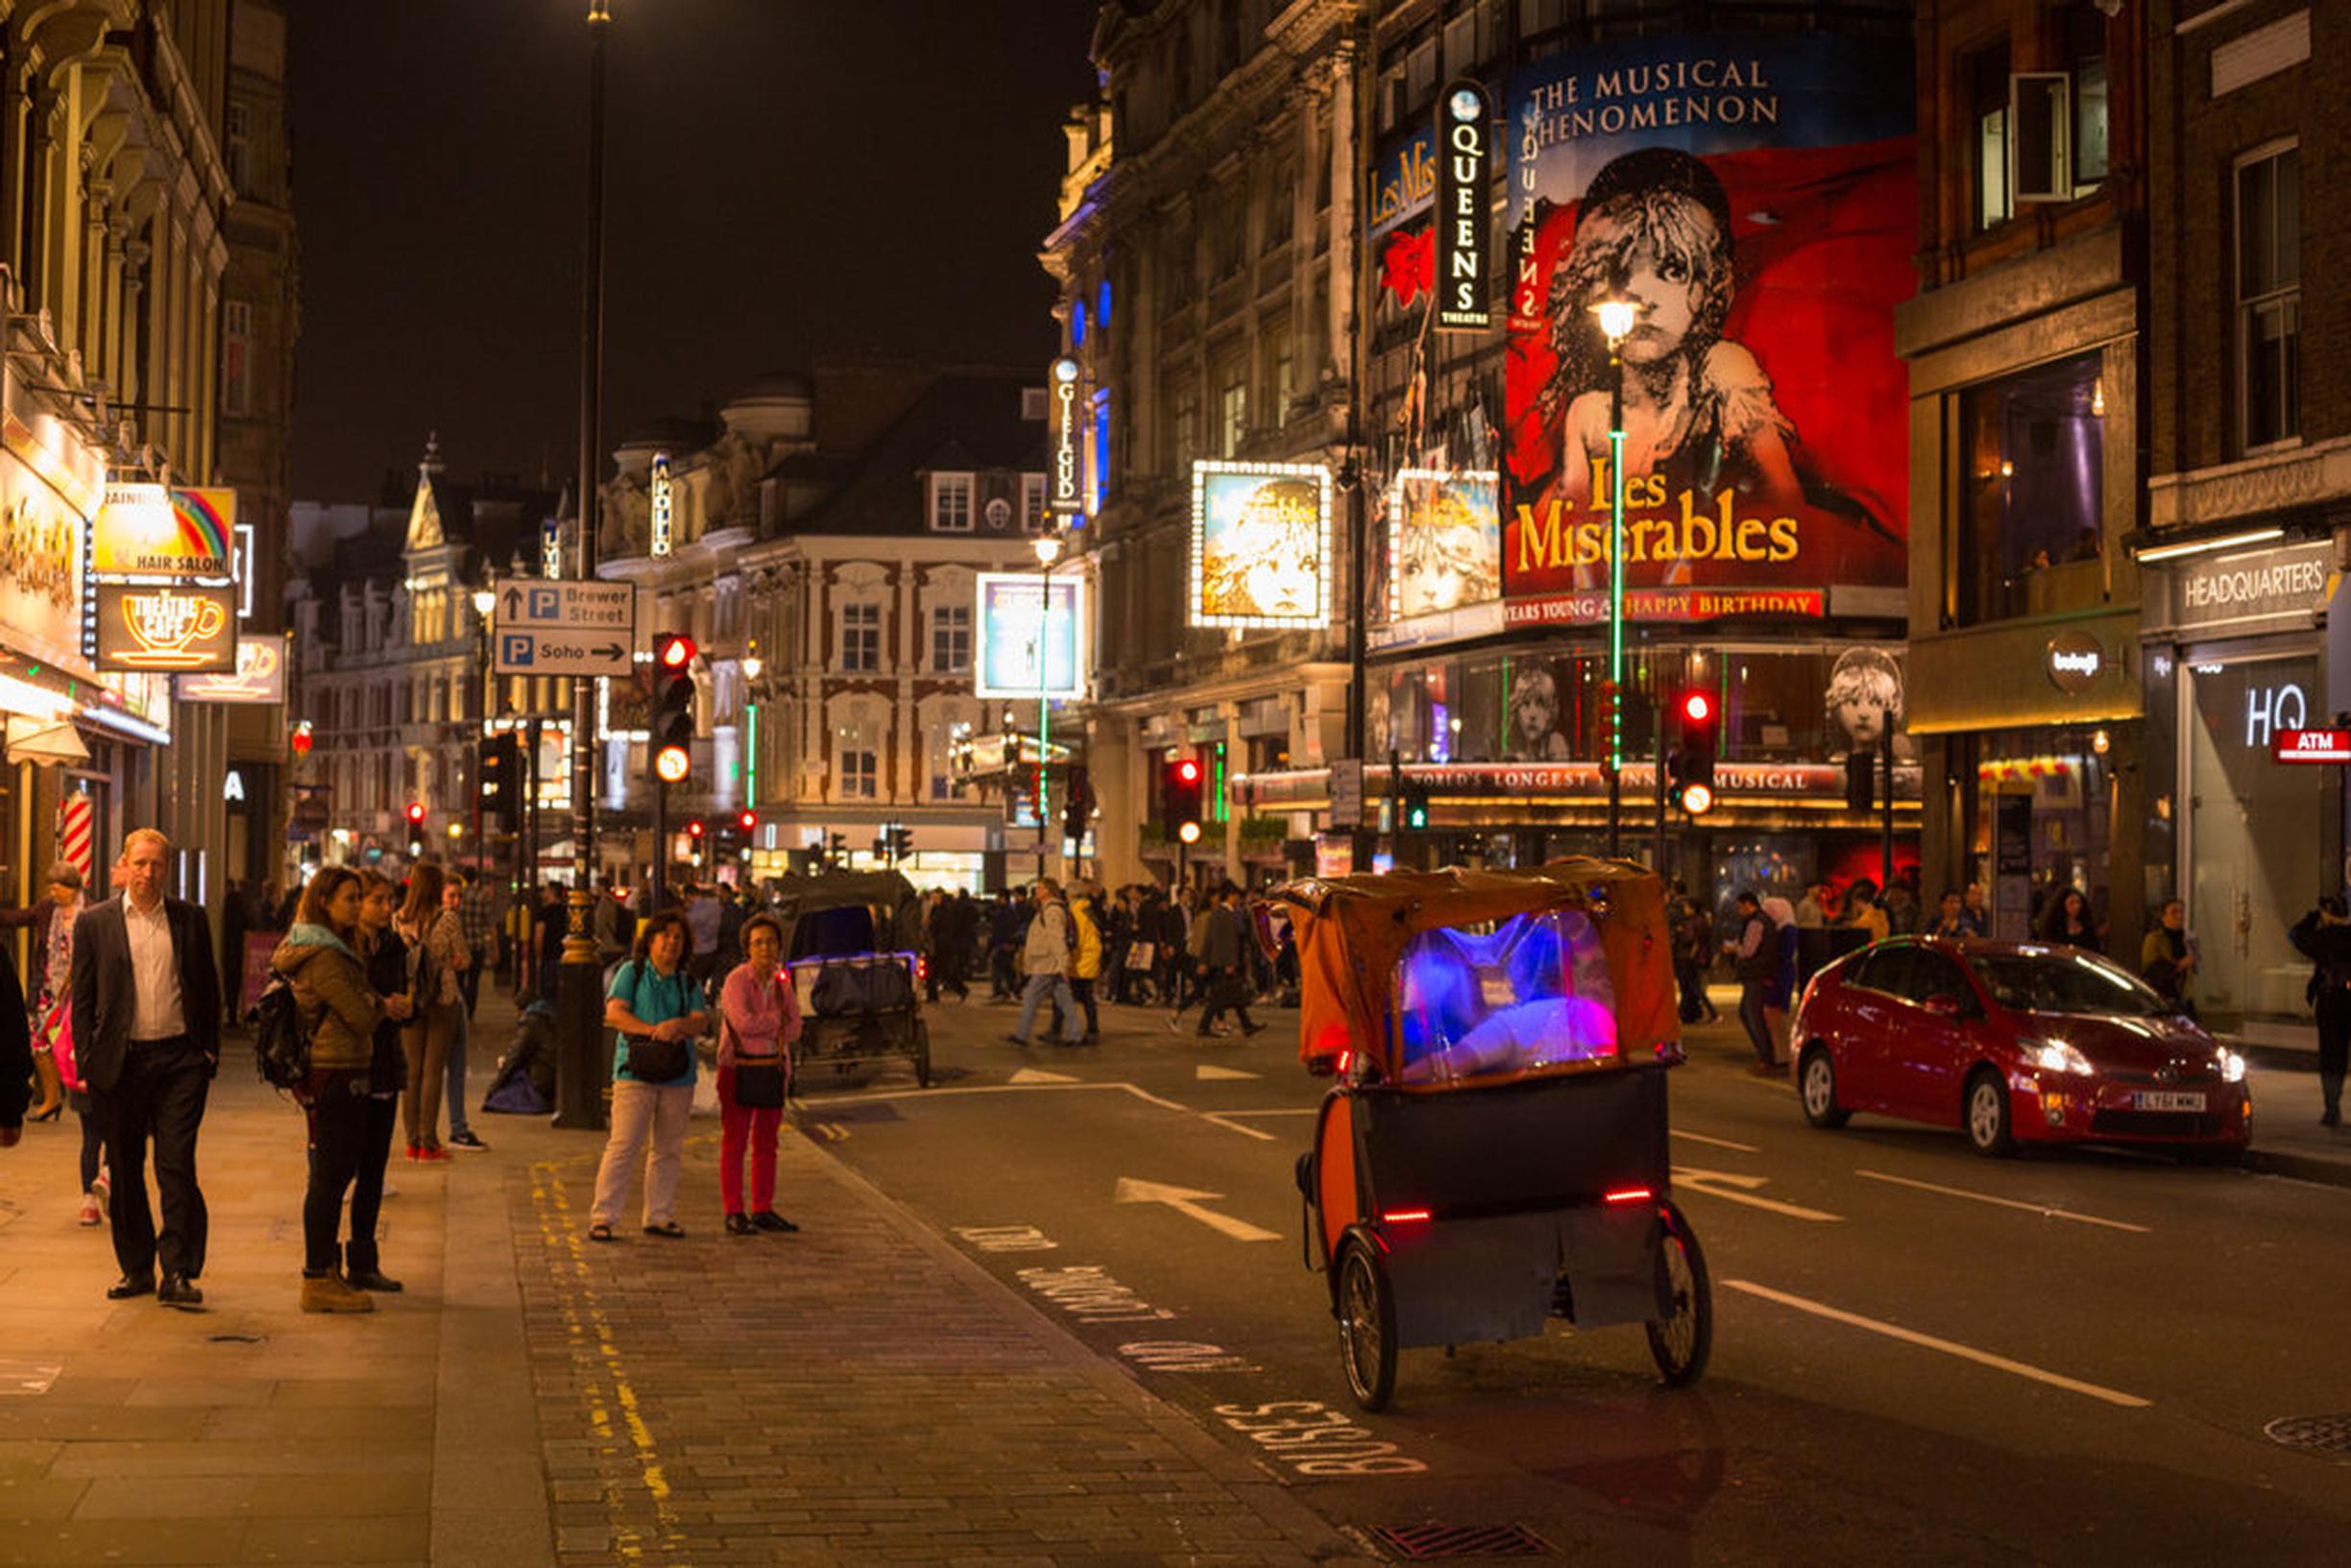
[589,911,709,1241]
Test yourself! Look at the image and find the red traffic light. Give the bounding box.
[1680,691,1713,725]
[405,802,425,825]
[656,632,697,670]
[290,720,313,758]
[1176,758,1201,784]
[687,819,706,838]
[738,809,757,832]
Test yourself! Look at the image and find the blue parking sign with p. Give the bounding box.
[501,634,536,666]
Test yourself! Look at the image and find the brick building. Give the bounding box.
[2137,1,2345,1043]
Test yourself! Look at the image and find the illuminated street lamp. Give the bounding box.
[1030,531,1064,865]
[471,587,497,879]
[1591,294,1644,858]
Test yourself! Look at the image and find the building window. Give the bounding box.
[1217,359,1248,456]
[840,602,883,671]
[2237,142,2301,452]
[931,605,972,672]
[222,301,252,418]
[930,472,974,531]
[1022,472,1047,532]
[1971,41,2012,231]
[1168,380,1200,474]
[1955,350,2105,627]
[839,749,879,800]
[2066,5,2110,191]
[225,102,253,198]
[1021,385,1049,421]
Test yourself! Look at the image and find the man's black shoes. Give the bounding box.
[158,1273,204,1309]
[106,1273,154,1300]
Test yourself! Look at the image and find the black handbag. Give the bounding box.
[732,1058,787,1109]
[618,962,694,1081]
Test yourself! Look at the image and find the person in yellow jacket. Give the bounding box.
[1068,887,1103,1045]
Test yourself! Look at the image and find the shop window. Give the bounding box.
[2237,142,2300,451]
[1955,350,2105,627]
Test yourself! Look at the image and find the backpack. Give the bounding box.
[251,973,313,1091]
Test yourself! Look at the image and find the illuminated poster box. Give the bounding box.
[92,484,235,579]
[974,572,1085,700]
[1189,460,1333,630]
[1389,468,1500,621]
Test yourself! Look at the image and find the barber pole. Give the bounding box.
[60,790,92,880]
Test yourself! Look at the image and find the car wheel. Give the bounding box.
[1965,1069,2014,1158]
[1799,1046,1849,1129]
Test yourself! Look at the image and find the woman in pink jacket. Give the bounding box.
[717,913,802,1235]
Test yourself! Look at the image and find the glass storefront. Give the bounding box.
[1969,725,2122,943]
[2182,651,2332,1031]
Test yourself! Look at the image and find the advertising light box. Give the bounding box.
[91,484,235,579]
[1389,468,1501,621]
[1500,36,1914,628]
[93,583,236,673]
[975,572,1085,701]
[1189,460,1333,629]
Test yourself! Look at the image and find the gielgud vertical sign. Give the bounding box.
[1501,37,1914,627]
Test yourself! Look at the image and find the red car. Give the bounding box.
[1789,938,2253,1158]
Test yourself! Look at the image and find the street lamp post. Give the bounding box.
[1592,296,1641,860]
[1030,532,1062,872]
[471,588,495,881]
[555,0,611,1131]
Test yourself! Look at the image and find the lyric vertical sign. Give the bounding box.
[1435,79,1492,330]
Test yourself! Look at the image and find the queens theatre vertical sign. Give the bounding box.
[1435,79,1492,331]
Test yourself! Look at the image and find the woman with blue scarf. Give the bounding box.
[272,868,408,1313]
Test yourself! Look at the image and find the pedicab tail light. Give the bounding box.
[1603,1187,1653,1205]
[1381,1209,1432,1225]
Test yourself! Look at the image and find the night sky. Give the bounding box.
[288,0,1102,502]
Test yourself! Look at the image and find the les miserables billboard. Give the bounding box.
[1502,37,1913,628]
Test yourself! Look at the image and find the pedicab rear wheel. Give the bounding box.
[1644,1200,1712,1388]
[1335,1240,1397,1412]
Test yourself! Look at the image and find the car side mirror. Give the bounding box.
[1920,993,1966,1019]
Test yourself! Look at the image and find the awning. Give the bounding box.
[4,715,90,767]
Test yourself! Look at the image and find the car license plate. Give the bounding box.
[2132,1091,2206,1113]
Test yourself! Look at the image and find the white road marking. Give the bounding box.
[1854,1169,2151,1234]
[1196,1064,1261,1081]
[1672,1166,1843,1222]
[1205,1106,1318,1117]
[1724,1279,2153,1410]
[1671,1127,1760,1153]
[1114,1176,1282,1242]
[1007,1067,1080,1085]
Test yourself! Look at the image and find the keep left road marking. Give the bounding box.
[1673,1166,1842,1222]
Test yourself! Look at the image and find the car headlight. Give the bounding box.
[2029,1039,2096,1075]
[2216,1048,2246,1084]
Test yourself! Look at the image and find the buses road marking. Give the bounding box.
[1215,1402,1427,1476]
[1671,1166,1843,1222]
[1854,1169,2151,1234]
[1115,1176,1283,1242]
[1671,1128,1760,1153]
[1724,1279,2153,1410]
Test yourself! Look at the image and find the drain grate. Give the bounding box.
[1371,1523,1553,1559]
[2265,1414,2351,1453]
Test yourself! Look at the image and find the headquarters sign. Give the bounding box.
[1500,37,1913,626]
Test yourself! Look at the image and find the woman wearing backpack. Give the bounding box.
[272,868,411,1313]
[589,911,708,1241]
[394,864,469,1161]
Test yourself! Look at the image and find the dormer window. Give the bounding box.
[930,472,975,531]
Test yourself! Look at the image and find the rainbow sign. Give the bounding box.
[90,483,235,579]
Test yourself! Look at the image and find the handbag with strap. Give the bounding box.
[720,973,789,1109]
[616,961,694,1082]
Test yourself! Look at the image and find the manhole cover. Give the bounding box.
[2265,1415,2351,1453]
[206,1333,266,1345]
[1371,1523,1553,1559]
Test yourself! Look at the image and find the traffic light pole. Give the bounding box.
[652,779,668,915]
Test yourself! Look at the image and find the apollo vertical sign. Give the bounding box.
[649,452,674,557]
[1434,79,1492,330]
[1048,356,1084,517]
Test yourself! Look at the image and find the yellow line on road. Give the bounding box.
[1854,1169,2151,1233]
[1724,1278,2153,1409]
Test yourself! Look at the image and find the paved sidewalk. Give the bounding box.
[0,985,1358,1566]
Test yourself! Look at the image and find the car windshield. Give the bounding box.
[1971,951,2174,1019]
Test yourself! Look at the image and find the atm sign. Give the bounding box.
[2272,729,2351,763]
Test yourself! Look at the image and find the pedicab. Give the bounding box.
[765,870,932,1090]
[1274,858,1709,1411]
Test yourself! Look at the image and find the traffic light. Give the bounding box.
[648,632,696,784]
[827,831,849,869]
[1667,689,1719,815]
[1062,765,1092,843]
[888,825,915,862]
[737,808,758,834]
[405,800,425,857]
[687,818,705,841]
[1164,755,1203,839]
[1401,780,1431,831]
[480,734,521,833]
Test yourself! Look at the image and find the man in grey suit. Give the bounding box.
[71,829,222,1308]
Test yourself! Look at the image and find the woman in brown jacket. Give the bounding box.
[394,864,469,1160]
[273,867,409,1313]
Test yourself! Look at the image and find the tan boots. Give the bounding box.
[300,1271,376,1314]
